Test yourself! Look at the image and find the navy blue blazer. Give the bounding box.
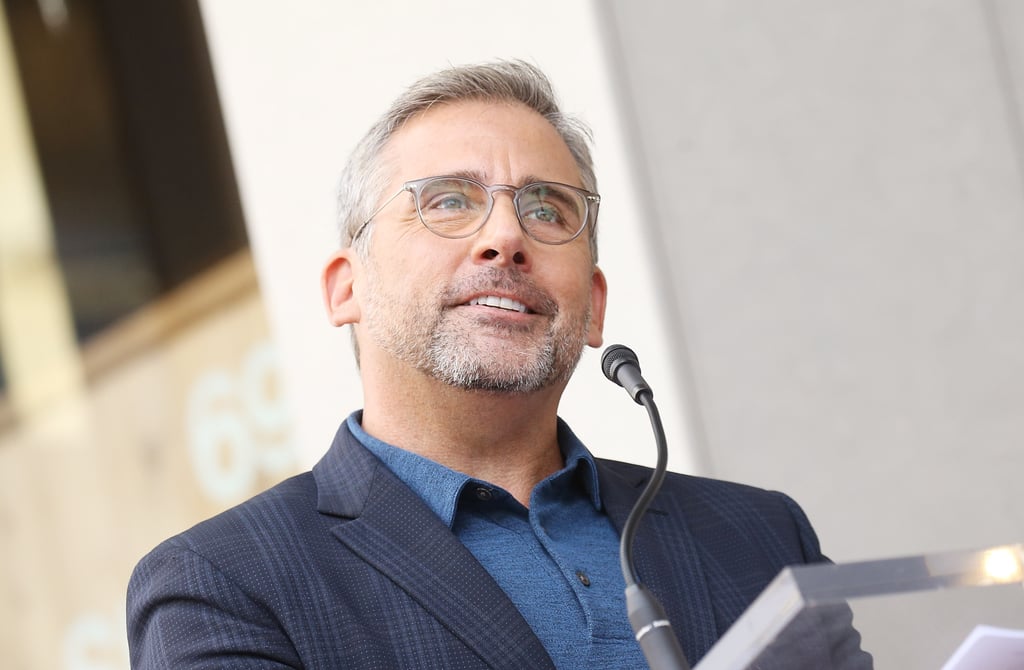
[128,423,825,668]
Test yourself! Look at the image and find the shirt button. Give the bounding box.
[576,570,591,587]
[474,487,493,501]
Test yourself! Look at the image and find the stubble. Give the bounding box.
[364,263,590,393]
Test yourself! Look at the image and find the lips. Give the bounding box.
[447,268,557,317]
[467,295,531,314]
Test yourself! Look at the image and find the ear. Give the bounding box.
[321,248,362,326]
[587,266,608,348]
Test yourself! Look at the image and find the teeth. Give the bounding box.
[468,295,529,313]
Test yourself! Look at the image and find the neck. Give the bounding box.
[360,365,567,506]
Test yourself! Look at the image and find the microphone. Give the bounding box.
[601,344,652,404]
[602,345,691,670]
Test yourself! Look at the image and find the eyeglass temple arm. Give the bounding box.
[352,185,412,244]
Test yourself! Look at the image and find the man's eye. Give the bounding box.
[524,205,563,224]
[430,193,471,210]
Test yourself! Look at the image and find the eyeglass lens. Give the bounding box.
[414,178,587,243]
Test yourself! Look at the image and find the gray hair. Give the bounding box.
[336,60,599,261]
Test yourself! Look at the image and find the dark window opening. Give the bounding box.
[3,0,248,342]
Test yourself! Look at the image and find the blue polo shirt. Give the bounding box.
[347,412,646,669]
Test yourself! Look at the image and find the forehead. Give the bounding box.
[381,99,582,188]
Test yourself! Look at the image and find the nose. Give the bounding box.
[470,189,530,268]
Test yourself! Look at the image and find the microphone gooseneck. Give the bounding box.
[601,345,691,670]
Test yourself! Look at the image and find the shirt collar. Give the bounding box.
[554,417,603,509]
[346,411,603,527]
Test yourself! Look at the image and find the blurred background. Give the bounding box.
[1,1,1022,667]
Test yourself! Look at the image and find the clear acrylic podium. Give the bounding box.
[694,544,1024,669]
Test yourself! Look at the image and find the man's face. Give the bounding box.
[354,99,606,393]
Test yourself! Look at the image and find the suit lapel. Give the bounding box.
[597,460,720,662]
[313,426,555,670]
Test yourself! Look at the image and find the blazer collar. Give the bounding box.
[312,424,555,670]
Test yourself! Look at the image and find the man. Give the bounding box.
[128,61,830,669]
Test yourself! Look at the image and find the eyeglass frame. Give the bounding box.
[351,175,601,246]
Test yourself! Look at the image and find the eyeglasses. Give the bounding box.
[353,175,600,245]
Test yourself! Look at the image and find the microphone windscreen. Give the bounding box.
[601,344,641,386]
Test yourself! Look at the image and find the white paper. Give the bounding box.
[942,625,1024,670]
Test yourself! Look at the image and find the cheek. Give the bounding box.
[382,260,457,310]
[551,279,597,325]
[372,237,459,283]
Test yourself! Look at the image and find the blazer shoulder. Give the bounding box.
[595,458,824,563]
[140,471,319,569]
[597,457,801,506]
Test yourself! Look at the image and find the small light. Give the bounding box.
[37,0,70,33]
[982,547,1023,583]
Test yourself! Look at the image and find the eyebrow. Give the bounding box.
[444,169,549,188]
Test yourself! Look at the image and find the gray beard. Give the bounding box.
[425,309,586,393]
[365,266,590,394]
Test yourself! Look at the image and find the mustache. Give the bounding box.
[443,267,559,316]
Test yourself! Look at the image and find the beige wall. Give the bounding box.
[598,0,1024,562]
[0,252,293,669]
[1,6,295,667]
